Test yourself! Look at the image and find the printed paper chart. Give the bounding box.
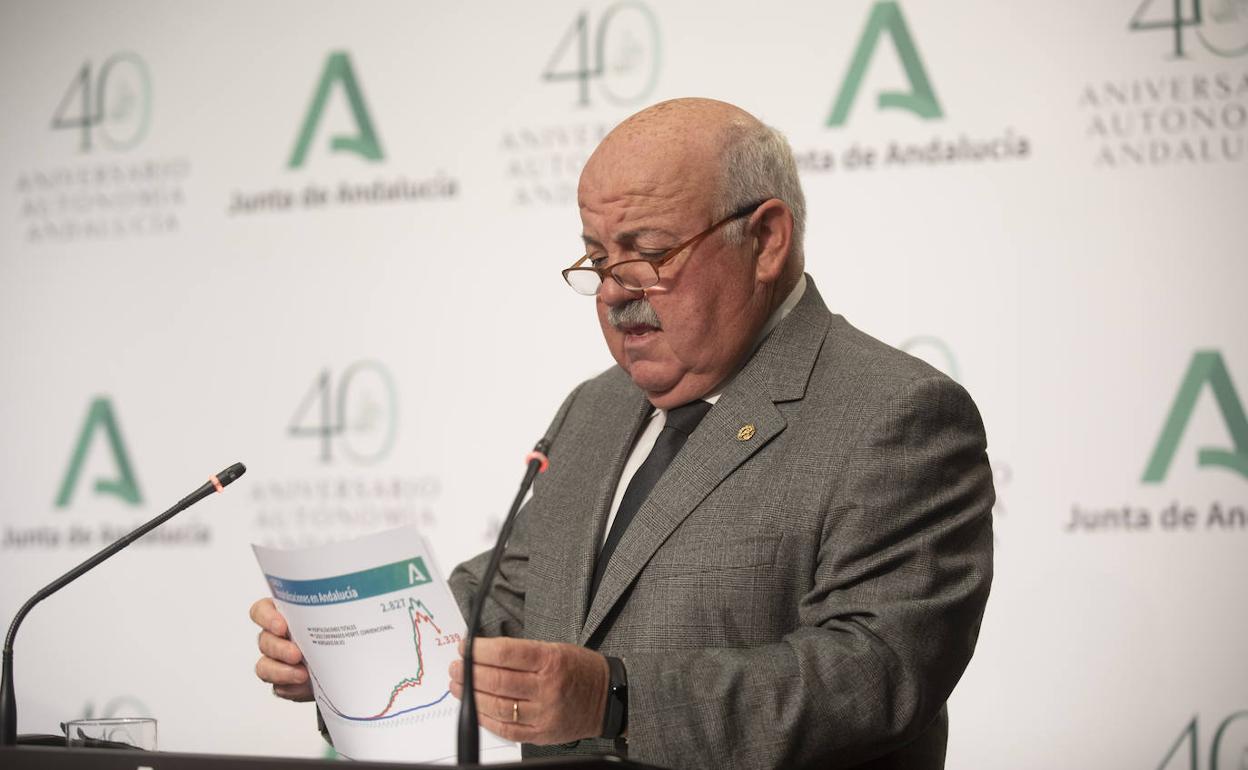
[253,527,515,763]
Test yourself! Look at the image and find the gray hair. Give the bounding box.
[714,120,806,265]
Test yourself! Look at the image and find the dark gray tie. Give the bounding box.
[590,399,713,599]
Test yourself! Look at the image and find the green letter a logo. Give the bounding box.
[288,51,384,169]
[1142,351,1248,483]
[827,1,943,127]
[55,397,143,507]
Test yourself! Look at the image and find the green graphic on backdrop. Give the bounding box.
[51,52,152,153]
[827,1,942,127]
[1143,351,1248,483]
[287,361,398,465]
[1154,710,1248,770]
[55,397,142,507]
[899,335,961,382]
[542,1,662,108]
[288,51,384,168]
[1130,0,1248,60]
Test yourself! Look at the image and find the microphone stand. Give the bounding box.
[456,441,550,766]
[0,462,246,746]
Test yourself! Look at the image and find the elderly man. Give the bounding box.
[252,98,993,769]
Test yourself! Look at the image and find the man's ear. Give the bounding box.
[750,199,793,285]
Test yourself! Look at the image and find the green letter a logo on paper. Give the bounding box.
[55,397,143,507]
[1142,351,1248,483]
[827,1,942,127]
[288,51,384,168]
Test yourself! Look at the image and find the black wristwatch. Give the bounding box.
[601,656,628,739]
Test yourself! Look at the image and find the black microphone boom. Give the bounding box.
[0,462,246,746]
[455,387,580,765]
[456,441,549,765]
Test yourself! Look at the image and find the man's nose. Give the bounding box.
[597,271,644,307]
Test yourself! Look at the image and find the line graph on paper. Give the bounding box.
[253,529,514,762]
[308,596,463,722]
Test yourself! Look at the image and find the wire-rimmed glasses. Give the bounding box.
[561,200,767,295]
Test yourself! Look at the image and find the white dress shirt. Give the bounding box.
[600,275,807,546]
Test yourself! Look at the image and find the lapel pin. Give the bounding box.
[736,424,756,441]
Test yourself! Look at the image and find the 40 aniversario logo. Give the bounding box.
[541,1,661,109]
[250,361,441,549]
[15,51,188,243]
[1130,0,1248,60]
[1079,1,1247,167]
[50,52,151,153]
[502,1,663,206]
[1155,711,1248,770]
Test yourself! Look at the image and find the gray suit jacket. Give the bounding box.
[450,278,993,769]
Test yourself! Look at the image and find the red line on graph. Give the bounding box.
[369,606,443,719]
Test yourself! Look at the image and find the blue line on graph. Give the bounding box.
[306,600,452,723]
[319,689,451,722]
[312,665,452,722]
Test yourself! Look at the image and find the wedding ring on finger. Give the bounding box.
[512,701,519,723]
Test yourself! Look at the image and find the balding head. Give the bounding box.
[591,97,754,159]
[575,98,806,408]
[582,98,805,288]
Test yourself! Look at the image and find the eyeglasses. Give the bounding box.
[562,200,767,296]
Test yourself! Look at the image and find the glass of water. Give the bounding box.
[64,717,157,750]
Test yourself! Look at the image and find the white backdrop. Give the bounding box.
[1,1,1245,767]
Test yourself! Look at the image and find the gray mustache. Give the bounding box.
[608,299,662,330]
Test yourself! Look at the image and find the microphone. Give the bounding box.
[0,462,247,746]
[456,440,549,765]
[457,388,580,765]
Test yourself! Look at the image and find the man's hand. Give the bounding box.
[449,637,609,745]
[249,597,314,702]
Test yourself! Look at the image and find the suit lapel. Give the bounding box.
[578,278,833,644]
[564,379,652,635]
[579,387,785,644]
